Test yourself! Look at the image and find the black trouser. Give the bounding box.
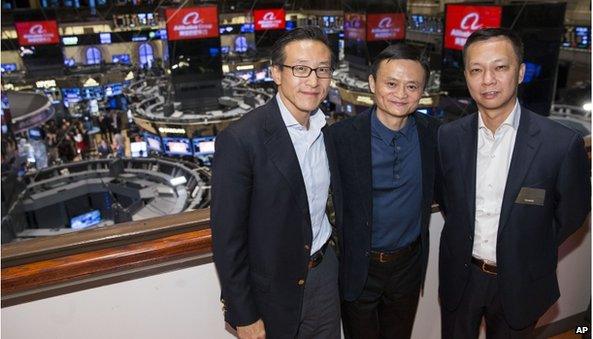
[441,264,536,339]
[342,242,421,339]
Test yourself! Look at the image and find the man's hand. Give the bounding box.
[237,319,265,339]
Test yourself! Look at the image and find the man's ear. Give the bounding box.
[368,74,375,94]
[271,65,282,86]
[518,63,526,84]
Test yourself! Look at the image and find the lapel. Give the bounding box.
[497,108,541,236]
[459,113,479,232]
[414,113,434,211]
[322,125,338,193]
[352,109,373,220]
[263,98,310,220]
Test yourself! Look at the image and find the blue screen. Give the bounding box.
[112,54,131,64]
[62,88,82,102]
[523,62,542,83]
[235,36,248,53]
[71,210,101,229]
[163,137,192,156]
[144,132,162,152]
[286,21,296,31]
[192,136,216,156]
[221,46,230,54]
[1,63,17,73]
[241,23,254,33]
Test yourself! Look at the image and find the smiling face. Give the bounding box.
[464,36,525,120]
[369,58,426,121]
[271,39,332,119]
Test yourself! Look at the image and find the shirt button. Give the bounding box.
[464,263,469,268]
[490,154,495,158]
[468,235,473,240]
[297,279,305,286]
[397,146,401,150]
[484,240,489,243]
[488,184,493,188]
[395,175,400,179]
[304,245,310,251]
[365,250,370,256]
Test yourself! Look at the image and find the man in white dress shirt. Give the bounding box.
[211,26,341,339]
[437,28,590,338]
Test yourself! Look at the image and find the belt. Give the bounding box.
[370,237,420,263]
[308,241,329,269]
[471,257,497,275]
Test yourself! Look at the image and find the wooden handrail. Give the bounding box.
[1,209,213,307]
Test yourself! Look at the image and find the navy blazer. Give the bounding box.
[330,108,441,301]
[437,107,591,329]
[210,98,342,338]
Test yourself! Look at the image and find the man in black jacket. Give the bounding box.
[437,28,590,338]
[332,44,441,338]
[211,26,342,339]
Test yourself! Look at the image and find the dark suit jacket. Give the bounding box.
[437,107,591,329]
[331,108,441,301]
[210,98,342,338]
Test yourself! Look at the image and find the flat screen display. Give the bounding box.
[112,54,131,64]
[253,9,286,31]
[163,137,192,156]
[130,141,148,157]
[15,20,60,46]
[444,5,502,50]
[144,132,162,152]
[71,210,101,229]
[1,63,17,73]
[165,6,219,41]
[563,25,591,49]
[192,136,215,156]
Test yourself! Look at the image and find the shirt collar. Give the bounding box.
[276,93,326,131]
[371,107,416,144]
[478,99,521,132]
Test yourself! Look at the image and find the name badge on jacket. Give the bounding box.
[515,187,546,206]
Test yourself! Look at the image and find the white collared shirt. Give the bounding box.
[473,100,521,264]
[276,94,332,255]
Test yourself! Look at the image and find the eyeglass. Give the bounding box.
[281,64,333,79]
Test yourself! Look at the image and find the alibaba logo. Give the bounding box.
[182,12,203,25]
[262,12,276,21]
[378,17,393,29]
[29,24,47,35]
[460,12,481,30]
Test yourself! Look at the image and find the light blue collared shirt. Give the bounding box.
[276,94,332,255]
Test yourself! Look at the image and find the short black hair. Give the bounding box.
[463,28,524,66]
[369,43,430,88]
[270,26,335,69]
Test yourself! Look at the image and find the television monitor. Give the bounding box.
[254,70,267,82]
[523,62,542,84]
[235,35,248,53]
[241,23,254,33]
[82,86,103,100]
[192,136,215,156]
[144,132,162,152]
[62,88,82,102]
[1,63,17,73]
[71,210,101,230]
[285,21,296,31]
[104,83,123,97]
[100,32,112,44]
[130,141,148,158]
[112,54,131,64]
[28,127,43,140]
[163,137,192,156]
[221,45,230,55]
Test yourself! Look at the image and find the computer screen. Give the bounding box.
[112,54,131,64]
[563,25,591,49]
[71,210,101,230]
[104,83,123,97]
[130,141,148,158]
[28,127,43,140]
[163,137,192,156]
[62,88,82,103]
[1,63,17,73]
[235,35,248,53]
[144,132,162,152]
[192,136,216,156]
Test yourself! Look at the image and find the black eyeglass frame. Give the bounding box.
[279,64,334,79]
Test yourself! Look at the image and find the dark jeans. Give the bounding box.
[441,264,536,339]
[342,243,421,339]
[296,245,341,339]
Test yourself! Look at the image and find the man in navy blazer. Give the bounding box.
[437,28,590,338]
[332,44,441,338]
[211,27,342,339]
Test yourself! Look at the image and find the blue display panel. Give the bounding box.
[62,87,82,103]
[1,63,17,73]
[112,54,131,64]
[192,136,216,156]
[104,83,123,97]
[144,132,162,153]
[71,210,101,229]
[130,141,148,158]
[163,137,192,156]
